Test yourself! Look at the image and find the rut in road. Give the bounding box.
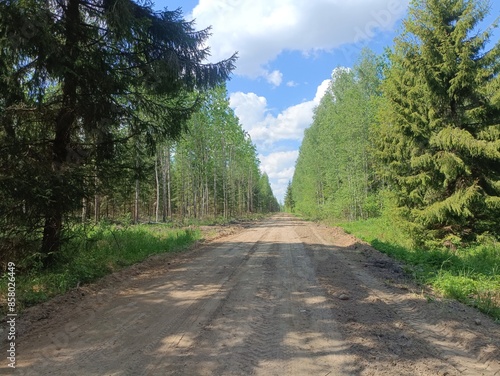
[3,215,500,376]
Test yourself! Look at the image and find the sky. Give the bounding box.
[153,0,500,203]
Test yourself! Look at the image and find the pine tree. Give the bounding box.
[377,0,500,241]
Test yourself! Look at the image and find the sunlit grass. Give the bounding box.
[0,223,201,313]
[338,217,500,321]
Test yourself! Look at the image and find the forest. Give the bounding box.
[290,0,500,245]
[289,0,500,316]
[0,0,279,277]
[1,0,499,318]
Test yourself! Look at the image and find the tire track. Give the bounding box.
[15,223,271,376]
[138,226,273,376]
[205,229,287,376]
[307,223,500,376]
[9,215,500,376]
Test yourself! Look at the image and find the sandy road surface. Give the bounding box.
[2,215,500,375]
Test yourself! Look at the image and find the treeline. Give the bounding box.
[290,0,500,245]
[0,0,277,269]
[105,84,279,224]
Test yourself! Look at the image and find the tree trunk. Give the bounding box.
[155,154,160,222]
[134,177,139,224]
[94,194,100,222]
[213,166,217,216]
[161,147,167,222]
[134,146,140,224]
[41,0,80,265]
[166,146,172,219]
[82,197,87,223]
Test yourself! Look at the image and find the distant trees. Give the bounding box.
[292,51,382,220]
[257,173,280,213]
[169,85,277,219]
[292,0,500,243]
[0,0,264,268]
[284,181,295,212]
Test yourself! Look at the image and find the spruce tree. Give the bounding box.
[377,0,500,241]
[0,0,236,265]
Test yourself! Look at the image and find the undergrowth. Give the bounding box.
[0,223,201,314]
[338,217,500,321]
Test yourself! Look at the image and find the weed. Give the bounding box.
[336,217,500,321]
[0,224,201,314]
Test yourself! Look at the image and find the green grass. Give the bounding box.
[0,223,201,313]
[337,217,500,321]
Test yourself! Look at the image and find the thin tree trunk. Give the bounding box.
[161,147,167,222]
[94,194,100,222]
[205,180,209,218]
[134,177,139,224]
[193,178,197,219]
[94,164,100,222]
[155,154,160,222]
[213,167,217,216]
[82,197,87,223]
[167,147,172,219]
[134,145,140,224]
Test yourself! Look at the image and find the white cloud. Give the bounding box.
[266,70,283,86]
[286,80,298,87]
[191,0,408,81]
[314,78,331,104]
[229,74,338,202]
[230,75,333,145]
[260,152,297,179]
[229,92,269,126]
[259,151,299,201]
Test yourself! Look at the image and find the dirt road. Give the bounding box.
[3,215,500,375]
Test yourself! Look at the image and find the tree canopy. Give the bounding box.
[376,0,500,241]
[292,0,500,244]
[0,0,237,266]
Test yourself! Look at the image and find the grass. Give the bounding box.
[0,222,201,313]
[337,217,500,321]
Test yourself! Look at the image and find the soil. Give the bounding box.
[1,214,499,375]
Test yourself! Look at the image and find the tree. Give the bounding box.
[284,181,295,212]
[257,173,279,213]
[0,0,236,266]
[169,84,277,219]
[376,0,500,241]
[292,51,382,220]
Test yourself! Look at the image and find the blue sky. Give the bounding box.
[154,0,500,202]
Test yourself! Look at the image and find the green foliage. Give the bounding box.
[375,0,500,241]
[339,217,500,320]
[284,181,295,212]
[0,0,236,266]
[0,223,200,313]
[292,50,383,220]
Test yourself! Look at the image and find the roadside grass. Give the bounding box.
[337,217,500,321]
[0,223,201,314]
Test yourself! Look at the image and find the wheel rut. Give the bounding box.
[3,215,499,376]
